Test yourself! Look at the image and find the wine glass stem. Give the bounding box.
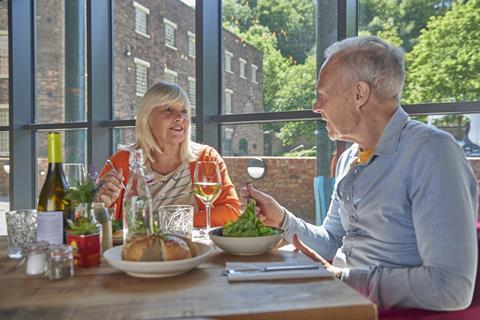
[206,203,212,232]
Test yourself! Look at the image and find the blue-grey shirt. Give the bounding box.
[282,107,478,310]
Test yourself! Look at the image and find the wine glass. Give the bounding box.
[63,163,87,189]
[193,161,222,240]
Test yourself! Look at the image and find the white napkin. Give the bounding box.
[225,261,333,282]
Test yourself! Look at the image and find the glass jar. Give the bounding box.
[47,244,74,280]
[25,241,49,277]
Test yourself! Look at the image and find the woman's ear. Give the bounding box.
[354,81,370,109]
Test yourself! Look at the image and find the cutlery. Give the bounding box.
[223,264,320,275]
[106,159,126,189]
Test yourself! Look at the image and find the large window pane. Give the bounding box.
[359,1,480,105]
[0,0,8,234]
[221,0,316,114]
[113,0,196,123]
[35,1,87,123]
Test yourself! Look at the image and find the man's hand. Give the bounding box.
[292,234,343,279]
[239,183,285,228]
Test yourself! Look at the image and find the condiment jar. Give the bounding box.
[47,244,74,280]
[25,241,49,277]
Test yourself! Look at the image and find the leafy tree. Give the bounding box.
[404,0,480,104]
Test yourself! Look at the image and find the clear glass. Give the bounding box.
[63,163,87,188]
[47,244,74,280]
[358,1,479,105]
[122,149,153,243]
[157,205,194,239]
[25,241,49,277]
[193,161,221,239]
[221,0,316,114]
[6,209,37,259]
[35,1,88,123]
[113,0,196,119]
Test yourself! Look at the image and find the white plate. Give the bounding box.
[103,242,212,278]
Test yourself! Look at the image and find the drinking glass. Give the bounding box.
[6,209,37,259]
[157,205,194,239]
[63,163,86,188]
[193,161,222,239]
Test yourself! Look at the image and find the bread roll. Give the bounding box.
[121,233,197,262]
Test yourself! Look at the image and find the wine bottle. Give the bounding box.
[37,132,70,244]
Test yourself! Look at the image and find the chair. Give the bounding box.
[314,176,335,225]
[378,221,480,319]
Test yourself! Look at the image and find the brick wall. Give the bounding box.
[224,157,317,223]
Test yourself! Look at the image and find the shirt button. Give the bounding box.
[353,169,358,175]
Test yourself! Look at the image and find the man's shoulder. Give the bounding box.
[402,119,457,147]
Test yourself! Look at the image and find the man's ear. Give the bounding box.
[354,81,370,109]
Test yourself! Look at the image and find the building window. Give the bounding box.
[251,64,258,83]
[188,77,196,108]
[0,33,8,78]
[0,105,7,156]
[133,1,150,38]
[223,127,234,156]
[164,18,177,50]
[239,58,247,79]
[188,31,195,58]
[225,51,233,73]
[134,57,150,96]
[239,138,248,156]
[225,89,233,114]
[164,68,177,84]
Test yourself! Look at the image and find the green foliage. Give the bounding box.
[404,0,480,104]
[67,217,98,236]
[223,199,280,237]
[283,148,316,157]
[65,179,97,205]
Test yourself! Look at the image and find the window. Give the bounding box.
[133,1,150,38]
[239,58,246,79]
[134,57,150,96]
[251,64,258,83]
[223,127,234,156]
[224,89,233,114]
[0,32,7,78]
[188,77,196,108]
[0,105,7,156]
[164,18,177,50]
[225,51,233,73]
[188,31,195,58]
[164,68,177,84]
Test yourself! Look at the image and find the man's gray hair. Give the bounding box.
[325,36,405,101]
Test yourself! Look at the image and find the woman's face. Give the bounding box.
[148,103,190,149]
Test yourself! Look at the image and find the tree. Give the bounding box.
[404,0,480,104]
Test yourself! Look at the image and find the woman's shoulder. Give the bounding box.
[189,142,221,161]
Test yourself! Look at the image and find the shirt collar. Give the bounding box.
[374,106,409,156]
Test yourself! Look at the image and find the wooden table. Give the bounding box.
[0,237,377,320]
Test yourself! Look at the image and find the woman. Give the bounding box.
[96,82,240,227]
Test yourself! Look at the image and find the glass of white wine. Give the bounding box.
[193,161,222,240]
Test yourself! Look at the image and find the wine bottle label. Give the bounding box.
[37,211,63,244]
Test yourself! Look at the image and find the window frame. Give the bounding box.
[133,57,150,97]
[188,31,195,58]
[188,76,196,108]
[251,64,258,84]
[224,88,233,114]
[224,50,233,73]
[0,31,8,78]
[133,1,150,39]
[164,18,177,50]
[239,58,246,79]
[164,67,178,84]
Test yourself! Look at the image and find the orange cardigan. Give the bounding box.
[99,146,240,227]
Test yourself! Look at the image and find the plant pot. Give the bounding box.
[67,233,100,268]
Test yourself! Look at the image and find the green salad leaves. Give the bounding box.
[222,199,281,237]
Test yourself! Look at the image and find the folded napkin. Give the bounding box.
[225,261,333,282]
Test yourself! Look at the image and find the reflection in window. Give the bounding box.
[164,68,177,84]
[188,31,195,58]
[239,138,248,156]
[0,32,7,78]
[223,127,234,156]
[225,51,233,73]
[239,58,246,79]
[164,18,177,49]
[134,57,150,96]
[133,1,150,37]
[224,89,233,114]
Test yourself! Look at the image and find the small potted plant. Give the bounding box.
[65,177,101,268]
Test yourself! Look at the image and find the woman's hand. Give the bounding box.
[239,183,285,228]
[95,169,124,207]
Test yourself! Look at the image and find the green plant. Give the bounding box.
[65,178,98,235]
[65,179,97,205]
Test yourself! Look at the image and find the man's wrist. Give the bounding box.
[335,268,349,281]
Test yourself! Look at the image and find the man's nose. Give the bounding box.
[312,100,322,113]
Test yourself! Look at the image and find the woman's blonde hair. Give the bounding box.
[135,82,193,163]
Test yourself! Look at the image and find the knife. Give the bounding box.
[223,264,320,275]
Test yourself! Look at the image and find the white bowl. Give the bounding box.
[209,227,284,256]
[103,242,212,278]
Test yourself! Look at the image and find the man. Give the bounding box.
[242,36,478,310]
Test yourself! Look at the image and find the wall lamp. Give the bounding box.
[247,157,266,180]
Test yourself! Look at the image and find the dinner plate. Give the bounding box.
[103,242,212,278]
